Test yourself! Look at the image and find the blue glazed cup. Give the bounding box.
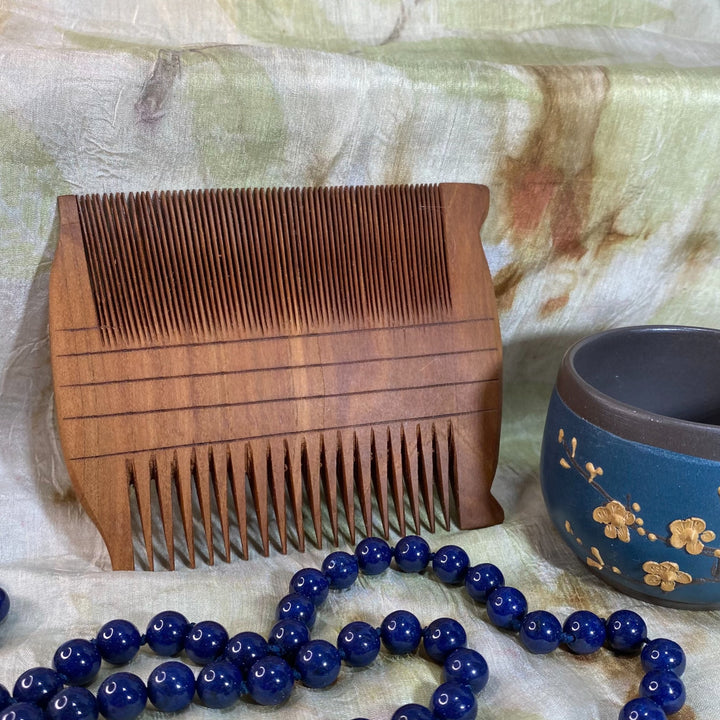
[540,325,720,609]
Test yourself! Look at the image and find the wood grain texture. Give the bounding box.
[49,183,503,570]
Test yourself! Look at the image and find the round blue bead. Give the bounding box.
[276,593,316,629]
[431,681,477,720]
[47,687,98,720]
[391,704,433,720]
[95,620,142,665]
[145,611,190,657]
[184,621,228,665]
[293,640,341,688]
[225,632,269,673]
[464,564,504,604]
[432,545,470,584]
[337,621,381,667]
[519,611,562,655]
[1,702,45,720]
[562,610,606,655]
[443,648,489,694]
[0,685,12,711]
[381,610,422,655]
[290,568,330,606]
[619,697,668,719]
[268,619,309,662]
[355,537,394,575]
[13,667,64,707]
[0,587,9,624]
[394,536,431,573]
[147,661,195,713]
[606,610,647,654]
[196,661,244,709]
[641,638,686,676]
[97,672,147,720]
[640,670,686,715]
[246,656,294,706]
[423,618,467,663]
[322,551,359,589]
[486,587,527,630]
[53,639,102,686]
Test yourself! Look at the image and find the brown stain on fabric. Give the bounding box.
[493,262,524,313]
[539,292,569,318]
[136,50,181,123]
[497,65,610,311]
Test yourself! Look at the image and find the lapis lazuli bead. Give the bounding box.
[337,621,381,667]
[145,611,190,657]
[464,564,504,604]
[97,672,147,720]
[423,618,467,663]
[322,551,359,589]
[53,639,102,686]
[394,536,431,573]
[268,619,310,662]
[246,656,294,706]
[519,611,562,655]
[381,610,422,654]
[196,661,244,709]
[562,610,606,655]
[618,697,668,720]
[276,593,317,629]
[431,681,477,720]
[47,686,99,720]
[290,568,330,606]
[147,661,196,713]
[0,587,9,624]
[225,632,269,673]
[443,648,489,694]
[391,704,433,720]
[640,670,686,715]
[13,667,64,707]
[432,545,470,585]
[184,620,228,665]
[0,685,10,712]
[95,620,142,665]
[486,587,527,630]
[606,610,647,654]
[355,537,394,575]
[0,702,45,720]
[293,640,342,689]
[641,638,686,676]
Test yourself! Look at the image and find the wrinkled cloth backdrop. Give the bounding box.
[1,2,719,718]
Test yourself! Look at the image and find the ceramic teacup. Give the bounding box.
[540,325,720,609]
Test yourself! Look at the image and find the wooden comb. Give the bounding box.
[49,183,503,570]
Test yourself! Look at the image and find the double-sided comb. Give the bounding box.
[49,182,503,570]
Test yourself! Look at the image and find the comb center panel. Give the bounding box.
[77,185,451,346]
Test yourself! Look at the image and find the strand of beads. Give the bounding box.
[0,536,688,720]
[363,535,687,720]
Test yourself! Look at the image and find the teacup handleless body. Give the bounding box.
[541,325,720,609]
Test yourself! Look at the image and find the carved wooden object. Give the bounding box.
[49,183,503,570]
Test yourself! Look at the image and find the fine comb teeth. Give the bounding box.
[49,183,503,570]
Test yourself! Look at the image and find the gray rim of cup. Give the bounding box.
[556,324,720,462]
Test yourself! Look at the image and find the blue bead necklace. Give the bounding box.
[0,536,687,720]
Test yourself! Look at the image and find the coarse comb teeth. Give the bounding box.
[122,423,455,570]
[50,183,504,570]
